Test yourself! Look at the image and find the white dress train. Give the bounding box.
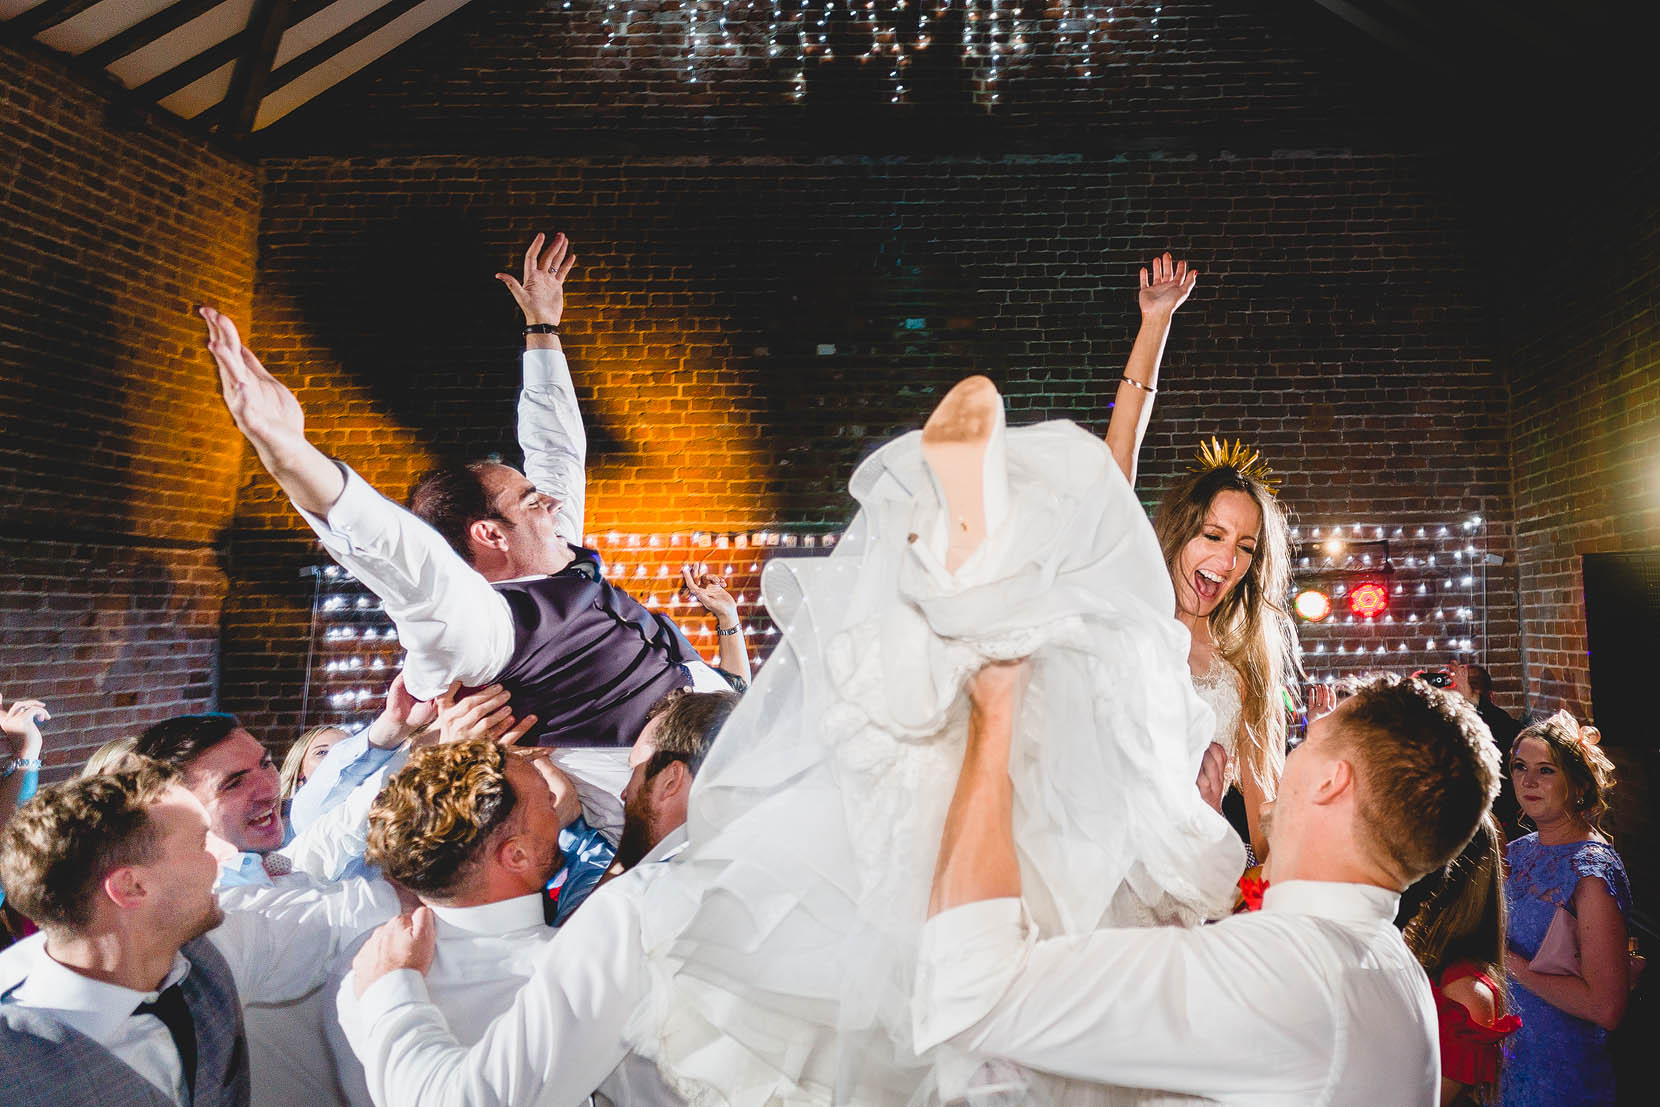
[628,414,1246,1106]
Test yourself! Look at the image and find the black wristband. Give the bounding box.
[524,323,560,335]
[716,624,740,637]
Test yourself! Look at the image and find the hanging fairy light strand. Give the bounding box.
[566,1,1165,105]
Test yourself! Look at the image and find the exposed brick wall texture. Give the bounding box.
[255,0,1407,155]
[230,150,1519,748]
[1501,148,1660,929]
[0,40,260,779]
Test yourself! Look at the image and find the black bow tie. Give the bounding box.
[135,982,198,1103]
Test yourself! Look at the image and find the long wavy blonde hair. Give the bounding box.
[1153,466,1302,798]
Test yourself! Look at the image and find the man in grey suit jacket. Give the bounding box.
[0,760,246,1106]
[0,759,390,1107]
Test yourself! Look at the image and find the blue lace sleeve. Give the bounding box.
[1570,842,1632,918]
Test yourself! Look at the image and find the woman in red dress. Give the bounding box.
[1405,810,1522,1104]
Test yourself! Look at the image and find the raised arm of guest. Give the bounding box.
[291,673,440,832]
[213,874,402,1005]
[683,565,752,687]
[200,307,516,700]
[915,662,1338,1097]
[1102,253,1198,485]
[338,873,655,1107]
[1,696,48,833]
[499,231,587,544]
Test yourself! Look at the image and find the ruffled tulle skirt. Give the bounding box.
[629,419,1245,1106]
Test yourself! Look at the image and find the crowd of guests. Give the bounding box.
[0,237,1642,1105]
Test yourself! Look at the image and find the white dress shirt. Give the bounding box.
[219,875,404,1107]
[1,940,195,1105]
[912,880,1438,1106]
[328,892,555,1107]
[293,349,724,701]
[338,840,688,1107]
[518,347,587,548]
[0,875,398,1107]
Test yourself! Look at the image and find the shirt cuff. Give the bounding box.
[523,347,572,394]
[293,462,386,558]
[912,897,1031,1052]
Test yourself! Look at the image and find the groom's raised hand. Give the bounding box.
[198,305,344,515]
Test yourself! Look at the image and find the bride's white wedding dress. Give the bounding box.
[627,394,1245,1106]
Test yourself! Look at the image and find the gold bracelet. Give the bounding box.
[1120,375,1156,394]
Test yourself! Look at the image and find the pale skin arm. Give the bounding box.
[1438,974,1496,1106]
[1,697,48,828]
[363,673,440,750]
[1504,875,1630,1031]
[928,669,1227,916]
[199,306,345,516]
[497,231,574,352]
[1102,253,1198,485]
[928,662,1026,916]
[683,565,751,684]
[1238,750,1271,862]
[422,682,539,748]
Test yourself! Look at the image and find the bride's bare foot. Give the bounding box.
[921,375,1003,573]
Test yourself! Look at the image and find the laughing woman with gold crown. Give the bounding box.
[1103,255,1303,863]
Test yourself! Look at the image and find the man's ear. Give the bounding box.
[103,865,147,911]
[469,517,510,554]
[651,760,691,803]
[494,831,533,878]
[1311,757,1354,806]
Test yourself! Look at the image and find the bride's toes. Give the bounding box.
[922,375,1004,573]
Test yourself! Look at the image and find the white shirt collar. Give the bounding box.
[4,933,191,1045]
[427,893,545,936]
[1260,879,1401,923]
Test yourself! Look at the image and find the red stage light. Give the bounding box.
[1349,581,1389,619]
[1294,589,1332,622]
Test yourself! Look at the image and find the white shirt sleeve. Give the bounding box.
[519,348,587,546]
[911,898,1336,1098]
[275,760,401,880]
[294,463,517,699]
[210,876,402,1006]
[338,876,649,1107]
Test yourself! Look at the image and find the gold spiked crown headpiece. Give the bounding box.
[1189,437,1281,494]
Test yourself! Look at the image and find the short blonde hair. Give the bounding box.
[79,735,139,777]
[1332,674,1501,884]
[365,739,517,899]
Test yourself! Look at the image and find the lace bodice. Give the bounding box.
[1190,657,1243,780]
[1500,833,1631,1106]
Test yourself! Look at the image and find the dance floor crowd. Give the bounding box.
[0,237,1637,1107]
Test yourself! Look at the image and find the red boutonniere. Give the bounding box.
[1237,872,1269,913]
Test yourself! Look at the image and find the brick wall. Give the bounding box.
[256,0,1407,156]
[230,149,1520,744]
[0,39,261,779]
[1499,148,1660,933]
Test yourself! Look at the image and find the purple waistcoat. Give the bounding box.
[492,549,699,747]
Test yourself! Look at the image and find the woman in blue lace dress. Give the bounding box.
[1501,711,1631,1106]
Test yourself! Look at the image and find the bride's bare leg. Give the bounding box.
[921,375,1003,574]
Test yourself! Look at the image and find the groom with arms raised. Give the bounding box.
[917,669,1500,1105]
[198,232,733,754]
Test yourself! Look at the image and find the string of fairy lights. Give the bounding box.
[557,1,1165,106]
[301,517,1490,726]
[1289,515,1491,687]
[301,528,840,728]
